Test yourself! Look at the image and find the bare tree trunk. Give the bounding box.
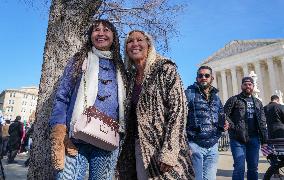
[28,0,102,179]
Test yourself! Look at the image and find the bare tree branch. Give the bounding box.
[18,0,186,51]
[95,0,185,51]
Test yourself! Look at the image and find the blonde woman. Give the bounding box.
[117,30,194,180]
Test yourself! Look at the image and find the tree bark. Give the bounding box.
[27,0,102,179]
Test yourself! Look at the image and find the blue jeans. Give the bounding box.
[55,143,119,180]
[230,137,260,180]
[188,142,219,180]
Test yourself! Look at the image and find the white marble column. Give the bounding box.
[280,57,284,78]
[254,62,265,101]
[280,57,284,97]
[267,58,277,93]
[242,64,249,76]
[231,67,238,95]
[212,71,217,88]
[221,70,228,102]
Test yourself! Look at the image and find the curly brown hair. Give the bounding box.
[72,19,124,82]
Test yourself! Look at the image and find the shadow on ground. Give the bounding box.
[1,153,28,180]
[217,169,266,179]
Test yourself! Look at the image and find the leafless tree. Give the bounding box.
[24,0,186,179]
[97,0,184,50]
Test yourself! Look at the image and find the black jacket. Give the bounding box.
[264,102,284,139]
[224,93,268,144]
[7,121,23,150]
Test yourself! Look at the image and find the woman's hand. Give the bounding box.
[50,124,67,170]
[224,120,229,131]
[159,161,174,173]
[50,124,78,171]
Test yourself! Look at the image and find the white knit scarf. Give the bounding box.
[69,47,125,136]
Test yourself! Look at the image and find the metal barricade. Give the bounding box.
[218,132,230,151]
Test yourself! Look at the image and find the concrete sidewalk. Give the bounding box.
[0,150,272,180]
[217,150,270,179]
[1,152,28,180]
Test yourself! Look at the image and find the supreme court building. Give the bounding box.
[201,39,284,105]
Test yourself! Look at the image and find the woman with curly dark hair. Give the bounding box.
[49,19,127,180]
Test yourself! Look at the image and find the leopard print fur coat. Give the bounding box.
[116,57,194,180]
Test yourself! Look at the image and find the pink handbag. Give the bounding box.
[73,106,120,151]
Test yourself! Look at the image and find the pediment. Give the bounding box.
[202,39,284,64]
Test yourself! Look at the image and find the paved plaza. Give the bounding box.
[217,150,270,180]
[0,150,271,180]
[1,153,28,179]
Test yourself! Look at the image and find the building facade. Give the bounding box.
[201,39,284,105]
[0,86,38,122]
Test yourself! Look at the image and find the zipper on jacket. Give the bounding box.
[240,96,249,142]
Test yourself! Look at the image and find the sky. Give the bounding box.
[1,0,284,92]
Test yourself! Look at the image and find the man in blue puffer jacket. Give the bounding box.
[185,66,228,180]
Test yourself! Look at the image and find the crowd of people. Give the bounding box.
[0,115,33,165]
[1,19,283,180]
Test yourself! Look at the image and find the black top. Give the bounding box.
[130,83,142,138]
[245,96,258,137]
[264,102,284,139]
[8,121,23,150]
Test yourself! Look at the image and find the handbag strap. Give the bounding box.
[83,106,119,132]
[82,64,119,132]
[83,70,88,109]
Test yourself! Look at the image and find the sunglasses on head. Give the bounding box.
[197,73,211,78]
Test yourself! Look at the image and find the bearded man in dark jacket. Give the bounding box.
[224,77,268,180]
[7,116,23,163]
